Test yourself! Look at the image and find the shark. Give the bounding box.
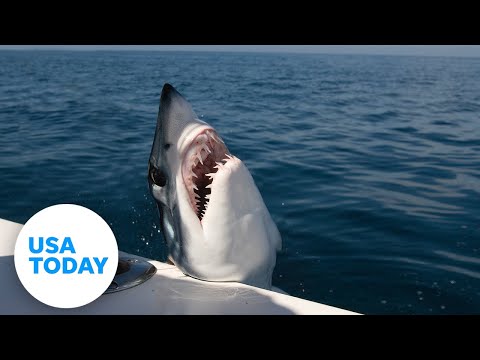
[147,84,282,290]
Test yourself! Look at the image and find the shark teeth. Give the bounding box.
[214,162,225,170]
[208,131,220,144]
[183,128,231,222]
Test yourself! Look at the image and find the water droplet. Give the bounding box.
[440,305,446,310]
[419,297,424,301]
[450,280,456,284]
[281,202,285,206]
[279,274,283,278]
[146,242,149,245]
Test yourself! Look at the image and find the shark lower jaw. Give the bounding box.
[181,128,231,222]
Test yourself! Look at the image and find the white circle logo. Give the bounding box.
[14,204,118,309]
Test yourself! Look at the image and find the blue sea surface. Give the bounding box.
[1,50,479,314]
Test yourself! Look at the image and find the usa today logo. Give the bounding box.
[14,204,118,309]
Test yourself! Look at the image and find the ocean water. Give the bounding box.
[1,50,479,315]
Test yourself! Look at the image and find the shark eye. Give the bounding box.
[150,167,167,187]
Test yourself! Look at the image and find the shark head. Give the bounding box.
[148,83,281,289]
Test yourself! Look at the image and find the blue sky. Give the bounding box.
[1,45,480,57]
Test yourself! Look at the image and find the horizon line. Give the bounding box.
[1,45,480,58]
[1,48,480,59]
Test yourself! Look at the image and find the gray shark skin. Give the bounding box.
[148,84,281,289]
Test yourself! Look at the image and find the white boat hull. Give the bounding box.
[0,218,359,315]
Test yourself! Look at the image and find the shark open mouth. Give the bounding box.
[182,129,230,221]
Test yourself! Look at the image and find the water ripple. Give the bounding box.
[1,51,480,314]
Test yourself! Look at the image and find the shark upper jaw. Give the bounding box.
[180,126,232,223]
